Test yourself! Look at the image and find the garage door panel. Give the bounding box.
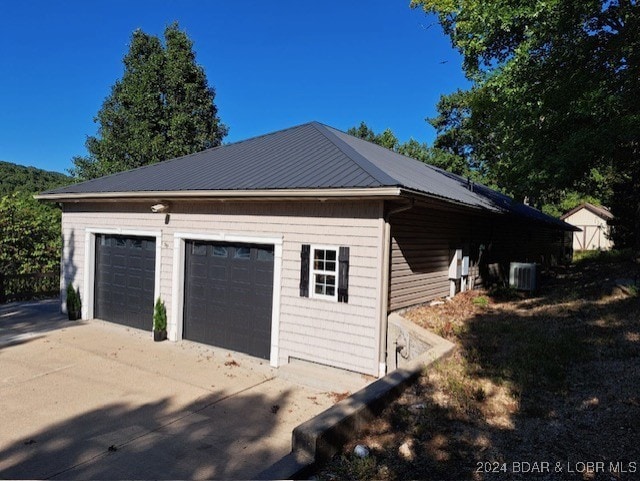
[208,265,227,281]
[114,273,126,288]
[254,269,273,285]
[112,253,127,267]
[190,264,208,279]
[95,234,156,331]
[183,240,274,360]
[208,286,227,301]
[231,266,250,281]
[188,284,205,300]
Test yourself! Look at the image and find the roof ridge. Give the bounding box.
[309,123,399,187]
[220,120,318,149]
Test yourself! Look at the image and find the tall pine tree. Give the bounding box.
[71,23,227,180]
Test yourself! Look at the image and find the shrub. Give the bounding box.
[66,284,81,317]
[153,298,167,332]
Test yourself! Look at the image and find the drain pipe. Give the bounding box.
[378,198,415,377]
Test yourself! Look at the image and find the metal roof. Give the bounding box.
[41,121,572,229]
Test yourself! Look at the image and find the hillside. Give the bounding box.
[0,161,71,196]
[319,253,640,481]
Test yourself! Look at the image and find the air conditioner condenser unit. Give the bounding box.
[509,262,538,291]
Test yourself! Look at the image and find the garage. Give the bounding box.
[94,234,156,330]
[183,240,274,359]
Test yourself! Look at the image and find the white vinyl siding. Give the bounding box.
[60,200,384,376]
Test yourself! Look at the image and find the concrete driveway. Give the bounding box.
[0,300,341,479]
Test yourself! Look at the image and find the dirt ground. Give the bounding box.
[319,252,640,480]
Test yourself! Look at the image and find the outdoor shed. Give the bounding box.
[39,121,574,377]
[560,203,614,251]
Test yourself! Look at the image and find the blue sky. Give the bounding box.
[0,1,468,174]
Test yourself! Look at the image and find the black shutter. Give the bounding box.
[300,244,310,297]
[338,246,350,303]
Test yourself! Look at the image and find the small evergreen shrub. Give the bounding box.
[153,298,167,332]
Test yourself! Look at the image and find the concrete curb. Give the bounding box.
[256,324,455,480]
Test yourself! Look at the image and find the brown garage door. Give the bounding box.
[183,241,274,359]
[94,234,156,330]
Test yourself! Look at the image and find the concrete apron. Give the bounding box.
[0,300,346,480]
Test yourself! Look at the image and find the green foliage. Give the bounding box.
[412,0,639,238]
[0,161,70,196]
[71,23,227,180]
[66,284,81,315]
[153,297,167,331]
[347,121,475,177]
[541,191,604,218]
[0,192,61,279]
[472,295,489,308]
[573,248,637,265]
[346,121,378,143]
[0,162,65,301]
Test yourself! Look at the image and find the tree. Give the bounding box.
[413,0,639,247]
[164,25,227,159]
[347,121,476,177]
[0,161,66,284]
[609,155,640,249]
[347,121,378,143]
[348,122,400,150]
[0,161,70,196]
[0,192,61,278]
[71,23,227,180]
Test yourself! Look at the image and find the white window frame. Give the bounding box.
[309,245,339,302]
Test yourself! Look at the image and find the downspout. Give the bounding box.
[378,198,415,377]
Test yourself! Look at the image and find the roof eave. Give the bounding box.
[37,186,495,211]
[35,187,404,202]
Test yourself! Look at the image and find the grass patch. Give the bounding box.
[322,454,382,480]
[573,248,638,265]
[472,295,489,307]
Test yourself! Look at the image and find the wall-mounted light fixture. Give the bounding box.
[150,202,170,213]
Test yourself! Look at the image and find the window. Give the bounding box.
[212,246,228,257]
[234,246,251,259]
[310,247,338,300]
[192,243,207,256]
[300,244,349,302]
[257,246,274,262]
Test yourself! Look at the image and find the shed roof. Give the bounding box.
[40,121,572,230]
[560,202,614,221]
